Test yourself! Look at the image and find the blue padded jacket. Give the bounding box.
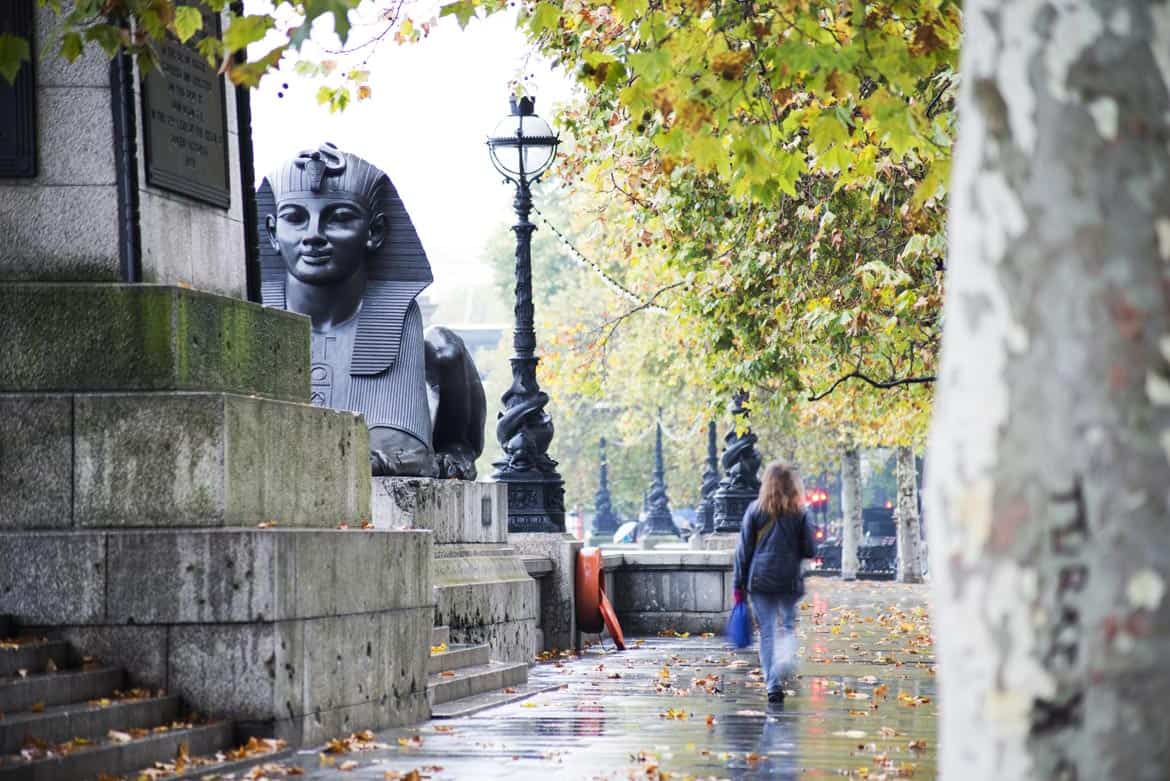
[732,501,818,596]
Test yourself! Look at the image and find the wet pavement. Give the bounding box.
[281,579,936,780]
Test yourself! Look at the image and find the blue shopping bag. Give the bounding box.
[727,601,752,649]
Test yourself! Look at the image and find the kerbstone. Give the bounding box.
[0,533,105,624]
[0,395,72,529]
[73,393,369,527]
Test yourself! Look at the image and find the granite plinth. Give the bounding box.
[0,391,369,529]
[0,528,433,746]
[0,285,309,400]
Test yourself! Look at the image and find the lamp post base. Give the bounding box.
[497,473,565,533]
[712,488,756,534]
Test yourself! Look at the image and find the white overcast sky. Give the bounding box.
[247,2,574,299]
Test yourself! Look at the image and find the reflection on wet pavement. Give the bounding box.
[299,579,936,780]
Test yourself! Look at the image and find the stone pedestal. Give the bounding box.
[508,533,582,653]
[0,286,431,746]
[500,476,566,533]
[373,477,540,663]
[701,532,741,551]
[712,488,755,533]
[1,529,433,745]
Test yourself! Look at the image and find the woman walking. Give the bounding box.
[732,462,818,704]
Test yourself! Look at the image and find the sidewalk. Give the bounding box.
[261,579,936,780]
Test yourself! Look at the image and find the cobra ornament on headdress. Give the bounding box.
[268,142,385,212]
[295,143,346,192]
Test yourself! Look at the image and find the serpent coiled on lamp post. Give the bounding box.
[494,376,557,475]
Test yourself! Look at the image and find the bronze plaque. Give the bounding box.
[141,12,229,208]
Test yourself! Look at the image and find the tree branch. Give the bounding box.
[807,371,936,402]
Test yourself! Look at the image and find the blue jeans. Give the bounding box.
[750,592,800,692]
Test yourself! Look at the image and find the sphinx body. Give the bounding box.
[258,143,486,479]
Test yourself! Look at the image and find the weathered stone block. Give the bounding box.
[169,606,432,745]
[450,619,539,664]
[34,87,117,186]
[104,529,430,623]
[509,533,581,652]
[51,625,169,690]
[73,393,369,527]
[0,395,72,529]
[0,285,308,401]
[0,188,120,280]
[138,190,247,299]
[0,533,105,624]
[168,620,303,723]
[373,478,507,544]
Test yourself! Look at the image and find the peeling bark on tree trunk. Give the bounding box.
[840,449,861,581]
[895,446,923,583]
[927,1,1170,778]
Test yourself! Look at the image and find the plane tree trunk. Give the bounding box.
[840,449,861,581]
[927,1,1170,777]
[895,446,924,583]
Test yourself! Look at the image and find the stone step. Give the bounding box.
[159,743,296,781]
[430,682,564,719]
[0,618,11,640]
[427,644,489,675]
[426,661,528,707]
[0,668,123,714]
[0,720,232,781]
[0,641,71,678]
[0,694,180,755]
[431,626,450,648]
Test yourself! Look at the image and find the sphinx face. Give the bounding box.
[267,195,384,286]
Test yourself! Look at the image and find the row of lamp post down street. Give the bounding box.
[589,393,769,542]
[485,96,798,540]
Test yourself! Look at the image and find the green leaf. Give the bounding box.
[300,0,358,45]
[59,31,83,63]
[83,24,123,56]
[223,14,274,55]
[528,2,562,35]
[613,0,649,23]
[0,32,29,85]
[440,0,477,29]
[173,6,204,43]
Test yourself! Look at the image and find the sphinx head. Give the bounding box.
[265,143,388,286]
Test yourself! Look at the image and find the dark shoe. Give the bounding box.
[767,689,785,704]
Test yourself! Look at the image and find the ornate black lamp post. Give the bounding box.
[486,96,564,532]
[591,437,621,539]
[696,420,720,534]
[713,391,763,533]
[641,411,681,537]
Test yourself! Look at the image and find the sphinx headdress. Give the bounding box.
[256,142,433,376]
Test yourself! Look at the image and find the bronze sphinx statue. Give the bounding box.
[257,143,486,479]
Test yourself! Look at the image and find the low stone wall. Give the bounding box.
[601,550,734,635]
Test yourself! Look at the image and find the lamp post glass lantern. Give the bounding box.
[486,95,565,533]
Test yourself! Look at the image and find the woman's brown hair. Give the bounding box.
[757,461,805,519]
